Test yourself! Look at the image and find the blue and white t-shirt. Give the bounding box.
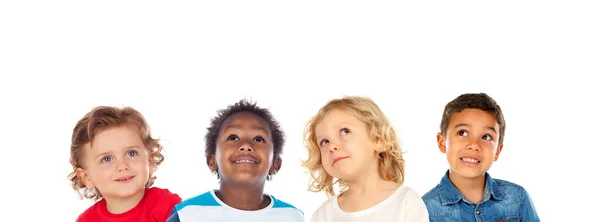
[167,190,304,222]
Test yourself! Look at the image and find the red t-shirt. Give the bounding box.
[77,187,182,222]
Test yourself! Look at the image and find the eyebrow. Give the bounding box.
[454,123,497,134]
[94,146,141,159]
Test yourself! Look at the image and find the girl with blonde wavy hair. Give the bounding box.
[302,96,428,222]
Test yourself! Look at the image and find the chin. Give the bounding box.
[330,169,357,182]
[230,175,265,183]
[452,168,485,179]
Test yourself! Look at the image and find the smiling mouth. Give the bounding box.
[460,157,481,164]
[234,159,258,164]
[115,176,134,182]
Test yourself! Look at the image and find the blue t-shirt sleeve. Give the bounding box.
[520,189,540,221]
[166,207,180,222]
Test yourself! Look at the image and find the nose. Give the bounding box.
[239,140,254,152]
[116,159,130,172]
[466,138,481,152]
[328,141,340,153]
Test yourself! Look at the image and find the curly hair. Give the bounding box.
[204,99,285,173]
[301,96,405,198]
[67,106,164,201]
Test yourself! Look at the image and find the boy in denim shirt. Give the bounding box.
[422,93,539,222]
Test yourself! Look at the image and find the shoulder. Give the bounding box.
[420,184,441,203]
[146,187,182,203]
[145,187,182,211]
[175,191,218,211]
[271,195,303,212]
[76,200,105,222]
[269,195,304,220]
[397,185,425,201]
[310,196,336,221]
[492,178,529,201]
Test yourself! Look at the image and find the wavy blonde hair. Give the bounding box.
[67,106,165,201]
[301,96,405,198]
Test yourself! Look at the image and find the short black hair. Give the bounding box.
[440,93,506,144]
[205,99,285,160]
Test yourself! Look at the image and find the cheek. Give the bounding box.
[89,166,111,182]
[320,151,330,165]
[447,138,465,151]
[135,158,151,169]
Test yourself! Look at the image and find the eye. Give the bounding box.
[482,134,493,141]
[340,128,350,135]
[458,130,468,137]
[319,139,329,147]
[227,135,239,141]
[101,156,112,163]
[253,136,265,143]
[127,150,138,157]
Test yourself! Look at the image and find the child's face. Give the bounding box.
[210,112,279,185]
[77,126,152,200]
[315,109,378,182]
[437,108,503,180]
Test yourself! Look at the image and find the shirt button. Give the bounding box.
[476,210,481,214]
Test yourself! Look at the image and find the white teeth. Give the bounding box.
[235,160,256,164]
[461,158,479,163]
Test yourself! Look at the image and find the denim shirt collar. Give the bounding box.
[438,170,506,205]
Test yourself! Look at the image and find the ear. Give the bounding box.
[494,143,504,161]
[437,133,447,153]
[373,136,384,152]
[206,155,217,171]
[270,156,282,175]
[76,168,95,189]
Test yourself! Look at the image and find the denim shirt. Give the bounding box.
[422,171,539,222]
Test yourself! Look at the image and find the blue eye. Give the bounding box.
[127,150,138,157]
[253,136,265,143]
[319,139,329,147]
[227,135,239,141]
[340,128,350,135]
[101,156,112,163]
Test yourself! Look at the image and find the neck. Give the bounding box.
[343,164,399,197]
[104,189,145,214]
[217,181,269,211]
[448,170,486,203]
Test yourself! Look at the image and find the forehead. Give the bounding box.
[315,109,361,132]
[88,126,144,152]
[449,108,499,128]
[221,112,270,133]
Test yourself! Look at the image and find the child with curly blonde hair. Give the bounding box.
[68,106,181,222]
[302,96,428,222]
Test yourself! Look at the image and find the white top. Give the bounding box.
[172,190,304,222]
[310,185,429,222]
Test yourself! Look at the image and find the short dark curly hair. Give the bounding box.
[440,93,506,144]
[205,99,285,161]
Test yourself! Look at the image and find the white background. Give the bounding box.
[1,1,598,221]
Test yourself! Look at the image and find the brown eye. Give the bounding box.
[227,135,239,141]
[253,136,265,143]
